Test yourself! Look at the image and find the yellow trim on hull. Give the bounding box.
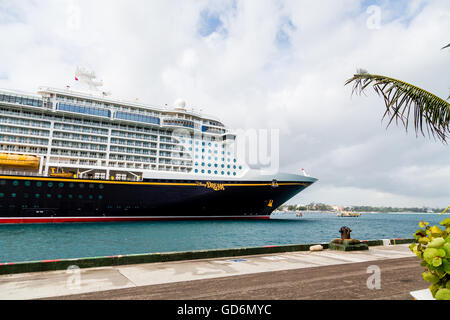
[0,175,308,187]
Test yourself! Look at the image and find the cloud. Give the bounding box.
[0,0,449,207]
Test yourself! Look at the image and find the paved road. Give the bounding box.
[1,244,426,300]
[49,256,426,300]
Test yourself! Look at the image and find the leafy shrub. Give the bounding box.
[410,218,450,300]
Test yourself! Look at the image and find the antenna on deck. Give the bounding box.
[74,67,110,95]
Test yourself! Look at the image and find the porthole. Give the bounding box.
[47,182,53,188]
[0,193,4,198]
[58,183,64,188]
[99,184,104,190]
[12,181,19,186]
[11,193,16,198]
[25,181,31,187]
[36,182,42,187]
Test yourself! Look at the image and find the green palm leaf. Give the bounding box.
[345,71,450,143]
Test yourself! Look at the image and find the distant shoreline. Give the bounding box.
[273,210,441,215]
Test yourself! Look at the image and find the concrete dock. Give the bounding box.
[0,243,428,300]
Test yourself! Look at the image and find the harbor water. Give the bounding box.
[0,212,445,263]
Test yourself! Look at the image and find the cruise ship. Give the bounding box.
[0,68,317,223]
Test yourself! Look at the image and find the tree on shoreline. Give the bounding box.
[345,71,450,143]
[345,45,450,143]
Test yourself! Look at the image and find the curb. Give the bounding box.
[0,238,416,275]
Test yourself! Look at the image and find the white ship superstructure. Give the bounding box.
[0,70,245,182]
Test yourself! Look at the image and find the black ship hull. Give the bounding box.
[0,175,313,224]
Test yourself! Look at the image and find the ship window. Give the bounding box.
[57,194,62,199]
[0,193,4,198]
[68,194,73,199]
[25,181,31,187]
[99,184,104,190]
[36,182,42,187]
[24,193,29,198]
[89,184,94,189]
[69,183,74,188]
[78,195,83,199]
[47,182,53,188]
[79,184,85,188]
[58,183,64,188]
[11,193,16,198]
[89,195,93,200]
[46,194,51,198]
[0,180,5,186]
[12,181,19,186]
[35,194,40,198]
[98,195,103,200]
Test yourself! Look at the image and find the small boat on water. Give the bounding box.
[336,211,360,217]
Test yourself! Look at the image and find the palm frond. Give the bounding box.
[345,72,450,143]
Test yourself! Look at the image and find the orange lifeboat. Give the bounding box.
[0,153,39,169]
[49,168,74,178]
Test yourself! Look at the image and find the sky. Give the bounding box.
[0,0,449,208]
